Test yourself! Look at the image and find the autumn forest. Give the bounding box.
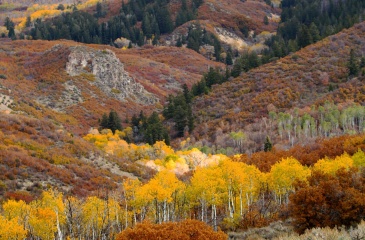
[1,0,365,239]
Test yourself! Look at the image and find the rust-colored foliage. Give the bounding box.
[238,134,365,172]
[289,168,365,234]
[192,22,365,153]
[116,220,227,240]
[0,113,149,198]
[4,191,34,203]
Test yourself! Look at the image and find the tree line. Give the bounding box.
[262,0,365,62]
[24,0,203,46]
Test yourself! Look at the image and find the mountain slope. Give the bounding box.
[191,21,365,152]
[0,39,223,134]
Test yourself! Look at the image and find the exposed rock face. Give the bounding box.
[0,93,13,114]
[66,46,157,105]
[215,27,248,50]
[114,37,131,48]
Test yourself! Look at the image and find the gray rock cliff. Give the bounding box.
[66,46,157,105]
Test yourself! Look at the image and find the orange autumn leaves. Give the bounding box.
[14,0,103,31]
[116,220,227,240]
[84,130,229,174]
[0,151,364,238]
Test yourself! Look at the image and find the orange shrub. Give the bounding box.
[116,220,227,240]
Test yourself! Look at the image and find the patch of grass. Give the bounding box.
[0,74,7,79]
[0,3,17,11]
[111,88,121,94]
[80,73,95,81]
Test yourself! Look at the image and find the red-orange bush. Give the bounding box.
[116,220,227,240]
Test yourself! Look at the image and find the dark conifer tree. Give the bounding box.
[100,113,109,130]
[108,110,122,133]
[348,49,359,76]
[264,136,273,152]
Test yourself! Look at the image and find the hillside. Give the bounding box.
[191,21,365,153]
[0,39,223,135]
[1,0,280,63]
[166,0,280,51]
[0,111,157,199]
[1,1,365,239]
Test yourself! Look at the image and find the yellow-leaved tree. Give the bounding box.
[122,178,142,227]
[351,149,365,168]
[188,164,226,230]
[0,216,28,240]
[268,157,310,204]
[313,153,353,175]
[2,199,30,225]
[136,170,185,223]
[29,189,65,240]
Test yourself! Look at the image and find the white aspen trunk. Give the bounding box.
[279,192,282,205]
[163,200,167,222]
[246,192,250,207]
[228,187,233,218]
[56,210,63,240]
[212,204,217,231]
[158,204,161,224]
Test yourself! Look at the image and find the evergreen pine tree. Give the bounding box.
[348,49,359,76]
[182,84,191,104]
[309,22,320,43]
[25,16,31,28]
[95,2,103,18]
[108,110,122,133]
[187,105,194,133]
[57,4,65,11]
[297,25,312,48]
[264,136,273,152]
[226,51,233,65]
[142,14,152,39]
[100,113,109,129]
[176,37,182,47]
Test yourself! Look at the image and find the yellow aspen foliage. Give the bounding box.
[138,170,185,203]
[313,153,354,175]
[268,157,310,201]
[189,165,226,206]
[29,207,57,240]
[30,9,61,21]
[351,149,365,167]
[153,141,174,158]
[107,197,122,226]
[123,179,142,207]
[0,216,28,240]
[82,196,107,234]
[38,189,66,223]
[241,164,264,198]
[15,17,26,30]
[29,189,65,239]
[2,199,30,223]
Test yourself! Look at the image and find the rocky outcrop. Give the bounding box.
[215,27,248,50]
[0,93,13,114]
[66,46,157,105]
